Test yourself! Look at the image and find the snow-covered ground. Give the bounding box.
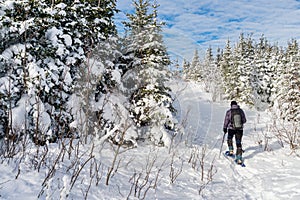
[0,80,300,199]
[169,80,300,200]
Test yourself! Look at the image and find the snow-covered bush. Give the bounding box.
[130,83,177,146]
[120,0,178,146]
[0,0,117,143]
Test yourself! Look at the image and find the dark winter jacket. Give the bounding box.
[223,104,247,130]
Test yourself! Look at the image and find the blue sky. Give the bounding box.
[114,0,300,63]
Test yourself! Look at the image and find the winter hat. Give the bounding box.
[231,101,237,106]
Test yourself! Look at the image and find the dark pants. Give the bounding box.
[227,129,243,156]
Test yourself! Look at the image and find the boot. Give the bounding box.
[235,155,243,164]
[228,146,234,155]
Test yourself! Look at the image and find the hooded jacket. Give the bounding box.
[223,104,247,130]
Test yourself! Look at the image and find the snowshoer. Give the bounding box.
[223,101,247,164]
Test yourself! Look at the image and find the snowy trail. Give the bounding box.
[171,81,255,199]
[171,81,222,147]
[171,80,232,150]
[170,80,300,200]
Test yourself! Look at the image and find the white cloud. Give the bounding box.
[115,0,300,62]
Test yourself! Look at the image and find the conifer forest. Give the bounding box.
[0,0,299,199]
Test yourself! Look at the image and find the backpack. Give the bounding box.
[231,108,243,129]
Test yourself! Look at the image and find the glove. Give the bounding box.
[223,128,227,133]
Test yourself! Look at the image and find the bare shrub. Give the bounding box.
[198,154,217,196]
[127,152,163,200]
[169,151,183,184]
[272,121,299,151]
[187,144,217,196]
[188,145,200,169]
[105,121,133,186]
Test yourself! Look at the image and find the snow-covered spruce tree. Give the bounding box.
[188,49,202,81]
[182,59,191,80]
[200,47,223,101]
[269,45,285,106]
[202,47,214,92]
[122,0,177,146]
[61,0,128,144]
[122,0,170,88]
[72,35,139,146]
[0,0,39,141]
[0,0,118,144]
[171,57,182,78]
[220,39,235,100]
[220,34,254,104]
[232,33,255,105]
[251,35,275,110]
[274,39,300,122]
[211,47,224,101]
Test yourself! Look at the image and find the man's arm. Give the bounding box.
[241,109,247,124]
[223,110,230,132]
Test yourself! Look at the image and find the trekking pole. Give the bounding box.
[219,132,226,158]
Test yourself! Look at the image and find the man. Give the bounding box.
[223,101,247,164]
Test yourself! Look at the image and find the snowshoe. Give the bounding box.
[225,151,235,157]
[224,151,246,167]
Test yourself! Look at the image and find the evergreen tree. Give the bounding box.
[270,45,285,106]
[251,35,277,110]
[211,47,224,101]
[172,57,182,78]
[122,0,170,87]
[275,39,300,122]
[200,47,224,101]
[220,39,235,100]
[182,59,191,80]
[122,0,177,146]
[202,47,214,92]
[0,0,43,140]
[189,49,202,81]
[233,33,255,105]
[0,0,118,143]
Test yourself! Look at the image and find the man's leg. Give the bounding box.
[227,129,234,154]
[235,130,243,162]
